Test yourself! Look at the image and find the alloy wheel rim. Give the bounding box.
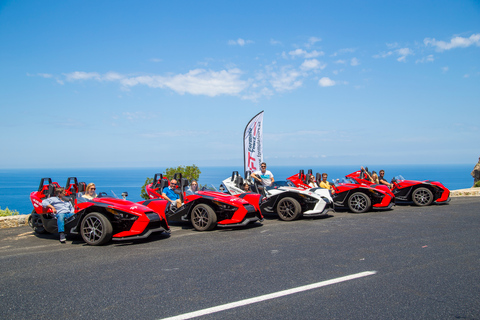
[193,207,208,227]
[351,195,367,211]
[83,216,104,243]
[279,200,295,218]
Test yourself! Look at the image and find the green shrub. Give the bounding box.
[474,181,480,188]
[0,207,20,216]
[140,164,202,200]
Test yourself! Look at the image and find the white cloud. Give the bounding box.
[306,37,322,48]
[318,77,335,87]
[269,66,303,91]
[64,71,101,81]
[350,57,360,66]
[373,51,393,59]
[300,59,326,70]
[396,48,413,62]
[289,49,324,58]
[228,38,253,46]
[270,39,282,45]
[442,66,449,73]
[37,73,53,78]
[416,55,434,64]
[424,33,480,51]
[63,69,248,97]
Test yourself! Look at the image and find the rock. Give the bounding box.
[450,188,480,197]
[0,214,29,229]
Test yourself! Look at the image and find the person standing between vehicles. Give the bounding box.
[251,162,274,186]
[82,183,97,200]
[319,173,332,190]
[162,179,182,209]
[471,156,480,186]
[41,187,75,243]
[379,170,393,188]
[308,175,319,188]
[251,162,274,195]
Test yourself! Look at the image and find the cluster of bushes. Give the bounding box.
[474,181,480,188]
[0,207,20,217]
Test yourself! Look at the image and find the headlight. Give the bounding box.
[106,208,138,220]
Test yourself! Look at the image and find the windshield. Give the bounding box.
[266,181,295,190]
[332,177,356,185]
[76,190,124,202]
[200,184,219,192]
[394,175,405,181]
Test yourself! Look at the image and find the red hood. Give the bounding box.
[197,190,250,205]
[92,197,154,213]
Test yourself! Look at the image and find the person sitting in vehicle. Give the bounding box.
[371,171,380,184]
[186,180,198,195]
[41,187,75,243]
[308,175,318,188]
[319,173,332,190]
[243,182,251,192]
[361,166,374,183]
[162,179,182,209]
[379,170,393,188]
[82,183,97,200]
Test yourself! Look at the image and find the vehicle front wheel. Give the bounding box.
[191,204,217,231]
[412,187,434,206]
[29,210,47,234]
[80,212,113,245]
[348,192,371,213]
[277,197,302,221]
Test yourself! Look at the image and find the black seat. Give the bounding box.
[316,173,322,185]
[78,182,86,193]
[152,173,163,189]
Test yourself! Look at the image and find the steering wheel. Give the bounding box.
[97,192,108,198]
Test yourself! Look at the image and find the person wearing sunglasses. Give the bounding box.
[186,180,198,195]
[251,162,274,190]
[82,183,97,200]
[162,179,182,209]
[308,175,318,188]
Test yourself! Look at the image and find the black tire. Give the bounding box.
[348,192,371,213]
[412,187,434,206]
[29,210,47,234]
[276,197,302,221]
[80,212,113,245]
[191,204,217,231]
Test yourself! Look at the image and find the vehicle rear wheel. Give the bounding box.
[29,210,47,234]
[412,187,434,206]
[80,212,113,245]
[277,197,302,221]
[348,192,371,213]
[191,204,217,231]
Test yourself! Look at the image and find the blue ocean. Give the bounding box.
[0,164,474,215]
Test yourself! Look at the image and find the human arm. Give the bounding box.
[250,172,262,184]
[42,197,58,213]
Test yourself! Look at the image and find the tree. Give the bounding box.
[140,164,202,200]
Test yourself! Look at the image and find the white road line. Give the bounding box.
[159,270,377,320]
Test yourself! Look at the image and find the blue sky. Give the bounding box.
[1,0,479,169]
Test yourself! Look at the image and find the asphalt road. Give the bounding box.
[1,197,479,320]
